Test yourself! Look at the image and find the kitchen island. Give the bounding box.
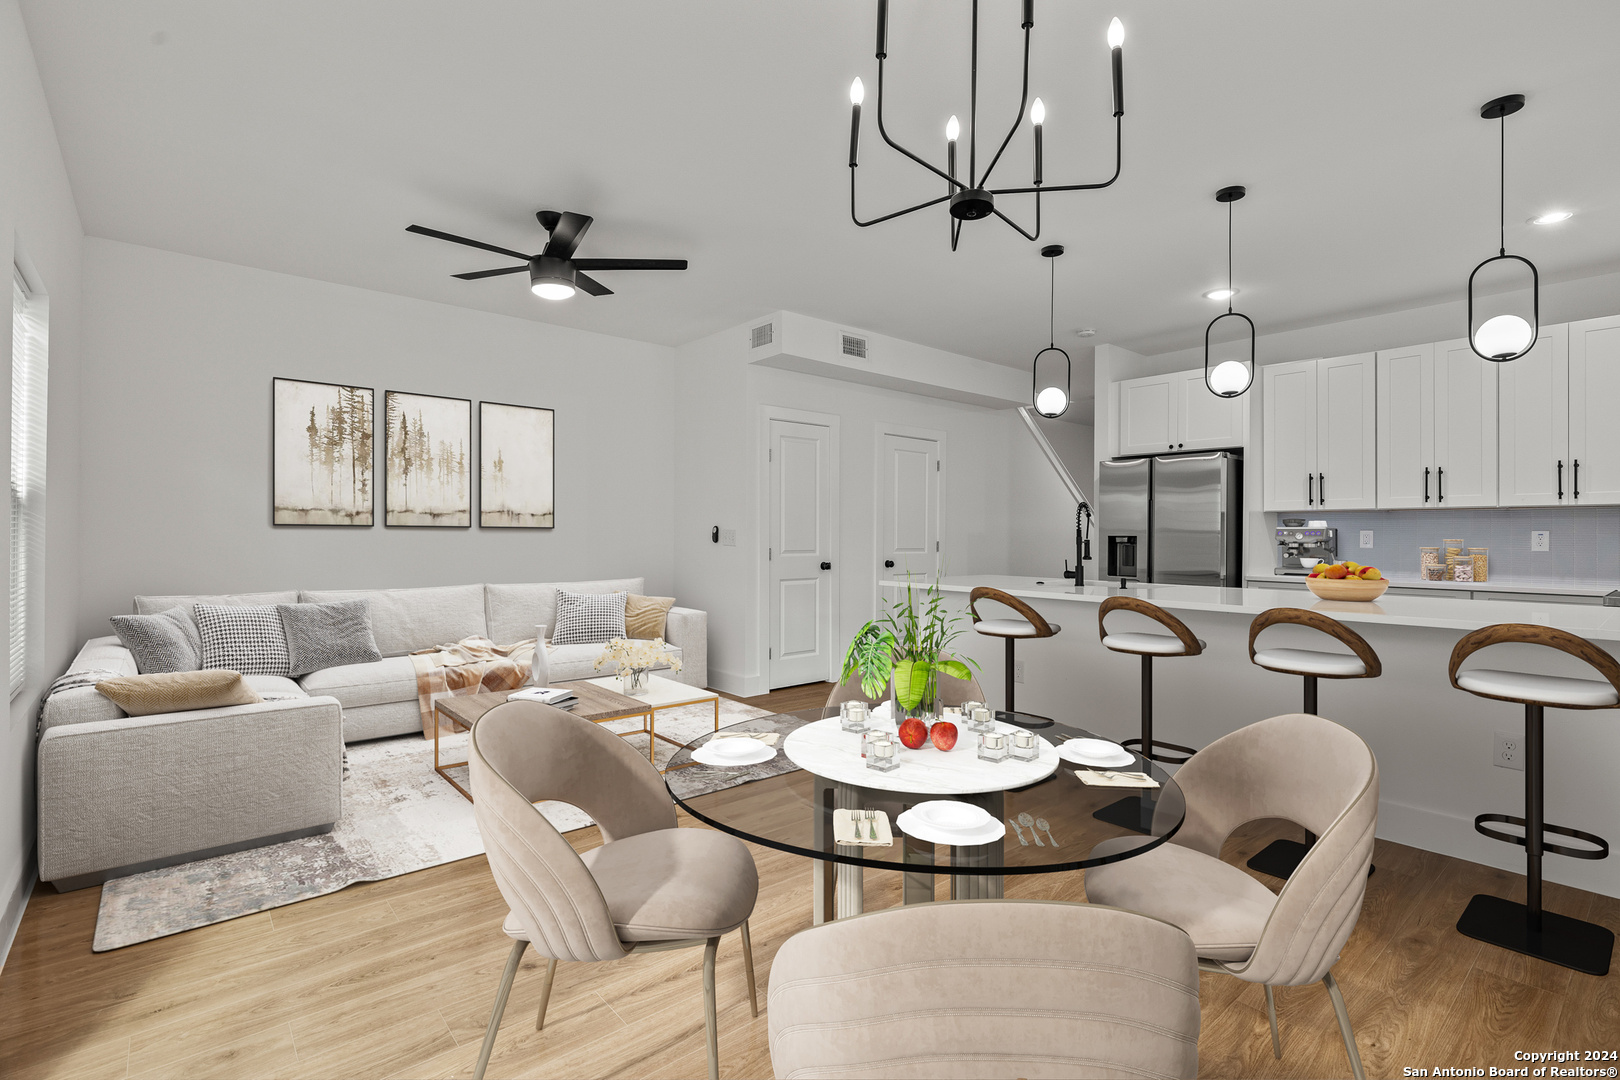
[883,575,1620,897]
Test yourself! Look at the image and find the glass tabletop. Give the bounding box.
[664,707,1185,875]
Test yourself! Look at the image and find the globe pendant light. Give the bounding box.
[1032,245,1071,417]
[1205,186,1255,398]
[1468,94,1538,362]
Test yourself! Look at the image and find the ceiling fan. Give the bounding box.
[406,210,688,300]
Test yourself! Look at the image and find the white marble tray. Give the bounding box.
[781,718,1060,794]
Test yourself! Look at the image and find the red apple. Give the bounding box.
[897,717,929,750]
[929,720,958,751]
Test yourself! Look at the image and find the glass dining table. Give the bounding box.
[664,706,1186,923]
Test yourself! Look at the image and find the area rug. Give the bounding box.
[93,698,772,951]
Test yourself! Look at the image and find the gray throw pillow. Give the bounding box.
[276,598,383,677]
[109,607,203,674]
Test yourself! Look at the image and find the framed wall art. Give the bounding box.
[272,377,374,526]
[384,390,471,527]
[478,400,555,528]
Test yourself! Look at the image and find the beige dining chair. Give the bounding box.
[469,699,760,1080]
[767,898,1200,1079]
[1084,712,1378,1080]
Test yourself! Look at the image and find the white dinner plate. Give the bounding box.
[895,807,1006,847]
[692,741,776,767]
[704,737,766,760]
[907,799,993,832]
[1057,738,1136,769]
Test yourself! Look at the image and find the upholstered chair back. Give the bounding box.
[767,899,1200,1080]
[824,655,988,711]
[470,700,675,962]
[1167,712,1378,986]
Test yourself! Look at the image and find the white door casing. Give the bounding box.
[768,418,835,689]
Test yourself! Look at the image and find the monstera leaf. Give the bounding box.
[891,658,934,711]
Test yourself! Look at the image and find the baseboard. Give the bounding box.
[47,822,337,893]
[0,847,37,975]
[709,667,767,699]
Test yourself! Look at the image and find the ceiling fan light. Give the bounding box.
[1034,385,1068,417]
[1473,314,1534,360]
[530,255,577,300]
[531,281,575,300]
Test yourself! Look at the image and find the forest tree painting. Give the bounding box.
[384,391,471,527]
[479,401,555,528]
[273,378,374,526]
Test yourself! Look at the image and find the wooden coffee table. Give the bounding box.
[432,681,653,802]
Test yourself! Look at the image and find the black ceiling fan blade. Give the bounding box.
[571,258,689,271]
[542,212,593,259]
[452,265,531,280]
[573,272,613,297]
[406,224,534,262]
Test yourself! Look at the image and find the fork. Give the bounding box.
[865,809,878,841]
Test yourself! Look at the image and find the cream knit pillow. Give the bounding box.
[625,594,676,639]
[95,670,263,717]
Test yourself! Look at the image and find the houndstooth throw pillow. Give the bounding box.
[194,603,292,676]
[551,590,628,645]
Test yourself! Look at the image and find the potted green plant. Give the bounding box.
[841,575,977,720]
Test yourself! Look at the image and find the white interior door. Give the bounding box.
[768,420,834,689]
[879,433,939,581]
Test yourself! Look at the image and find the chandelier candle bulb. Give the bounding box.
[848,78,863,168]
[1109,18,1125,116]
[1031,98,1044,185]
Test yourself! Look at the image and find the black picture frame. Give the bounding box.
[271,377,376,527]
[478,400,556,529]
[383,390,473,528]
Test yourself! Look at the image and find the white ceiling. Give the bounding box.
[20,1,1620,384]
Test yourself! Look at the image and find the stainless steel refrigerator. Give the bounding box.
[1097,452,1242,587]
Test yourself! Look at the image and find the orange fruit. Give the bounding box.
[1323,565,1349,579]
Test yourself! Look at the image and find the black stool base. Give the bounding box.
[1247,837,1314,879]
[1093,793,1156,834]
[1457,893,1614,976]
[993,709,1055,729]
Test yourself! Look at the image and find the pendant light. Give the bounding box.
[1032,244,1071,418]
[1468,94,1538,362]
[1205,186,1255,398]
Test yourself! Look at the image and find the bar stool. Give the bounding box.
[1246,608,1383,879]
[1449,623,1616,976]
[1092,596,1205,832]
[968,587,1061,728]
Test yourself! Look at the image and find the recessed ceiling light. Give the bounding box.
[1073,328,1097,338]
[1203,287,1238,302]
[1529,210,1573,225]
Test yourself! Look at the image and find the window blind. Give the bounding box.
[11,269,48,697]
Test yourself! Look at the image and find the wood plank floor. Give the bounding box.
[3,681,1615,1079]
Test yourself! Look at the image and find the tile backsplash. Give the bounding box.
[1282,507,1620,585]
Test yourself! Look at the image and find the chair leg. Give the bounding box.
[1264,984,1281,1059]
[535,956,558,1030]
[1323,970,1366,1080]
[703,936,721,1080]
[474,939,528,1080]
[740,920,759,1018]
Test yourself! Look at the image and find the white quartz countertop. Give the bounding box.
[882,574,1620,641]
[1247,572,1619,599]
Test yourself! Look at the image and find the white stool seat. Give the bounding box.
[973,618,1060,638]
[1457,668,1620,708]
[1102,632,1206,657]
[1252,648,1367,678]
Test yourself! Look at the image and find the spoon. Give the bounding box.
[1017,812,1045,847]
[1036,817,1059,847]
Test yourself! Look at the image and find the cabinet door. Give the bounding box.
[1261,360,1318,511]
[1376,344,1433,509]
[1117,376,1178,456]
[1316,353,1378,510]
[1498,324,1569,506]
[1178,371,1246,450]
[1432,338,1499,507]
[1569,315,1620,505]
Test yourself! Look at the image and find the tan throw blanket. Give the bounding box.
[411,636,536,737]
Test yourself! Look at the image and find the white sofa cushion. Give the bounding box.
[41,636,138,732]
[485,578,645,644]
[299,584,487,657]
[134,591,299,616]
[244,674,309,700]
[298,656,417,709]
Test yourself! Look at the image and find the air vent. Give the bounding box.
[751,323,774,348]
[841,333,868,359]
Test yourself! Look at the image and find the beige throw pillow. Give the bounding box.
[625,594,676,639]
[96,670,263,717]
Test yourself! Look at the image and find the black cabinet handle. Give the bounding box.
[1574,459,1581,501]
[1318,472,1326,504]
[1437,466,1445,504]
[1424,466,1431,503]
[1557,459,1564,500]
[1307,473,1314,506]
[820,561,832,570]
[884,559,895,568]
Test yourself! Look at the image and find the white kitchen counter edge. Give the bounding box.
[1247,573,1618,599]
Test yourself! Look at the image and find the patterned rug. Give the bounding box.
[92,698,773,951]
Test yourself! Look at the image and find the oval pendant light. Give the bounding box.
[1032,245,1071,418]
[1205,186,1255,398]
[1468,94,1538,363]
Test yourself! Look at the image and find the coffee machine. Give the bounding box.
[1275,525,1337,575]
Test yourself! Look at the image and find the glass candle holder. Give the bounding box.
[977,730,1009,762]
[967,707,995,733]
[865,734,899,772]
[1010,729,1040,762]
[960,700,984,717]
[840,701,869,732]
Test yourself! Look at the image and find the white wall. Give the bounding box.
[76,239,676,641]
[1007,412,1095,578]
[0,0,84,967]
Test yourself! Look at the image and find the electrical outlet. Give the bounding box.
[1360,530,1374,549]
[1014,660,1025,684]
[720,528,736,547]
[1531,530,1550,552]
[1494,731,1524,771]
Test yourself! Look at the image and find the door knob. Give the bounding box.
[884,560,895,568]
[821,561,832,570]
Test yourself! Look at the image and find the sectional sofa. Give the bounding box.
[37,577,706,889]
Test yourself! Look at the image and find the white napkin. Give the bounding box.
[711,731,781,746]
[833,808,894,847]
[1076,770,1161,789]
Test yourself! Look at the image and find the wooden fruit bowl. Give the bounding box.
[1305,576,1390,602]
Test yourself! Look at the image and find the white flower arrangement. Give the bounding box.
[594,637,682,678]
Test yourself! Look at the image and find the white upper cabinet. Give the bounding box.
[1117,375,1177,456]
[1498,324,1570,506]
[1315,353,1378,510]
[1376,344,1434,508]
[1261,360,1318,511]
[1178,370,1248,451]
[1377,342,1498,509]
[1568,315,1620,505]
[1115,369,1245,457]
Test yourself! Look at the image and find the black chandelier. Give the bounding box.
[847,0,1125,250]
[1468,94,1538,363]
[1204,186,1255,398]
[1032,244,1070,417]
